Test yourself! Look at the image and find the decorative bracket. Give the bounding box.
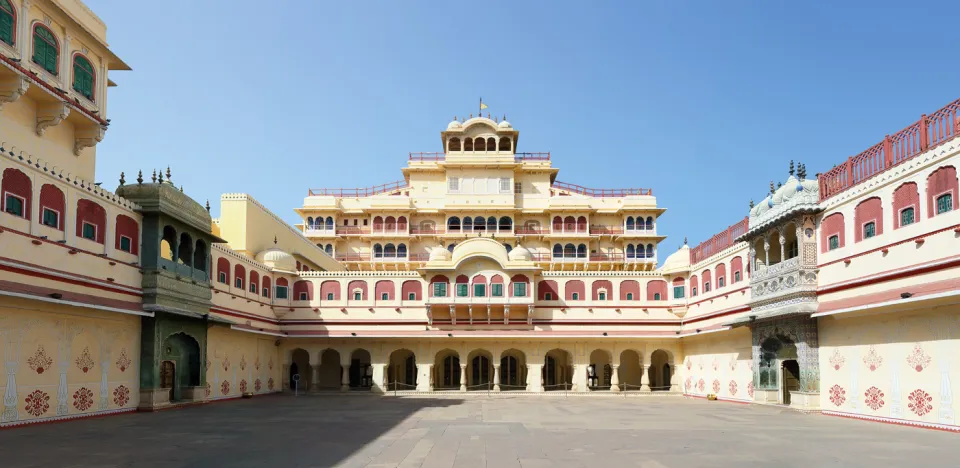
[503,306,510,325]
[0,76,30,109]
[527,304,534,325]
[468,305,473,325]
[449,305,456,326]
[36,102,70,136]
[425,305,432,326]
[74,126,106,155]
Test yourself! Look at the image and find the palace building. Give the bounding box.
[2,0,960,433]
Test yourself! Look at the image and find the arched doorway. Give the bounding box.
[649,349,671,391]
[619,350,643,392]
[500,349,526,391]
[783,359,800,405]
[588,349,612,390]
[387,349,417,390]
[468,349,493,390]
[349,349,372,389]
[758,335,799,404]
[290,348,311,391]
[316,349,342,391]
[435,349,460,390]
[162,332,200,402]
[543,349,573,391]
[160,360,175,402]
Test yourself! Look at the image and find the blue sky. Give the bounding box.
[88,0,960,253]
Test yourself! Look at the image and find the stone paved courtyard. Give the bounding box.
[0,394,956,467]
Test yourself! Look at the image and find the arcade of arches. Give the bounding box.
[281,342,678,393]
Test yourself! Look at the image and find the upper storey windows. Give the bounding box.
[32,24,59,75]
[447,177,512,195]
[73,55,95,100]
[447,136,512,153]
[0,0,13,45]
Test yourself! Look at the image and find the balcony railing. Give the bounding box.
[410,226,446,235]
[589,225,624,235]
[335,227,371,236]
[515,227,550,235]
[333,253,431,262]
[819,97,960,202]
[407,152,550,162]
[515,152,550,161]
[689,217,749,264]
[409,152,445,162]
[552,181,652,197]
[308,181,408,197]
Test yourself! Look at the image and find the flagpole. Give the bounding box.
[479,97,482,116]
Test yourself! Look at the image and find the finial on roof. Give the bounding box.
[166,166,172,182]
[151,169,157,183]
[180,185,184,192]
[777,181,782,189]
[798,163,807,180]
[157,170,164,184]
[119,172,125,186]
[749,199,754,209]
[769,181,775,194]
[684,236,688,245]
[503,114,506,121]
[136,170,143,185]
[205,200,210,212]
[487,113,490,119]
[469,113,473,118]
[789,160,795,176]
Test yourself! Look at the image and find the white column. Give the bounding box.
[340,364,350,392]
[416,363,432,391]
[640,365,651,392]
[572,363,588,393]
[371,363,386,393]
[527,364,543,393]
[610,365,620,392]
[493,364,501,392]
[669,365,679,392]
[310,366,320,392]
[459,364,467,392]
[60,34,71,85]
[17,0,30,60]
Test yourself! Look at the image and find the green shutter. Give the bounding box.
[901,208,914,226]
[33,26,59,75]
[0,1,13,45]
[73,56,94,99]
[937,194,953,214]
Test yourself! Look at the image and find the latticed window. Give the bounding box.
[937,193,953,215]
[73,55,95,100]
[0,0,14,45]
[828,235,840,251]
[673,286,684,299]
[456,283,468,297]
[492,284,503,297]
[473,283,486,297]
[32,25,58,75]
[433,282,447,297]
[275,286,288,299]
[863,222,876,239]
[900,207,915,226]
[81,222,96,240]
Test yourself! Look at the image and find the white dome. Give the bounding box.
[256,248,296,271]
[429,246,452,262]
[498,120,512,129]
[447,120,462,130]
[508,244,531,261]
[660,245,691,274]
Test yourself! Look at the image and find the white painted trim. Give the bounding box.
[676,326,731,338]
[0,289,153,316]
[820,255,960,291]
[812,289,960,318]
[0,259,141,294]
[229,325,286,337]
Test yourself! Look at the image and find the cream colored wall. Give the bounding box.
[818,305,960,428]
[209,244,285,332]
[206,325,282,399]
[0,298,140,426]
[679,327,753,401]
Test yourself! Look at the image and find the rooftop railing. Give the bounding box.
[690,217,749,264]
[552,181,652,197]
[407,152,551,162]
[308,181,408,197]
[819,97,960,202]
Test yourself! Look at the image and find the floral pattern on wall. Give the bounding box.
[907,389,933,416]
[268,378,275,391]
[239,379,248,393]
[24,390,50,417]
[712,379,720,394]
[747,381,754,398]
[205,382,211,397]
[862,346,882,371]
[113,385,130,407]
[115,348,131,372]
[685,377,692,391]
[255,378,262,392]
[222,356,230,372]
[27,345,54,374]
[864,386,885,411]
[829,349,845,371]
[239,356,246,371]
[73,387,94,411]
[255,356,261,370]
[729,380,738,396]
[697,378,705,392]
[829,384,846,407]
[75,346,95,373]
[905,344,931,372]
[221,380,230,395]
[268,357,274,370]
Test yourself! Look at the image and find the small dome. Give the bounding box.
[498,120,512,129]
[660,244,691,274]
[447,120,462,130]
[256,248,296,271]
[429,245,452,262]
[508,244,531,261]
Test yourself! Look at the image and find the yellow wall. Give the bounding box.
[205,325,282,399]
[0,298,140,426]
[679,327,754,401]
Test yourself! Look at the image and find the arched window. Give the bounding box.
[385,216,396,231]
[563,243,576,258]
[464,137,474,151]
[627,244,635,259]
[249,270,260,295]
[499,216,512,231]
[431,275,449,297]
[32,24,59,75]
[384,243,396,258]
[927,166,958,217]
[821,212,845,252]
[325,216,334,229]
[449,137,461,152]
[486,216,496,231]
[645,244,653,258]
[447,216,461,231]
[463,217,473,231]
[373,216,383,231]
[854,197,883,242]
[0,0,14,46]
[498,137,511,152]
[625,217,635,230]
[76,199,106,244]
[39,184,64,229]
[552,216,562,231]
[306,216,314,228]
[73,54,95,100]
[193,239,206,271]
[577,244,587,258]
[576,216,587,232]
[116,214,139,255]
[474,216,485,231]
[564,216,575,231]
[397,243,407,257]
[447,243,455,253]
[2,168,32,220]
[645,217,654,230]
[486,137,496,151]
[325,244,333,255]
[373,243,383,258]
[503,243,512,253]
[397,216,407,231]
[234,264,246,289]
[553,244,563,258]
[636,244,645,258]
[216,258,230,284]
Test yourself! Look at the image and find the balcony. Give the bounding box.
[308,181,408,197]
[515,227,550,236]
[549,224,591,236]
[304,228,336,237]
[407,152,551,163]
[369,224,409,237]
[334,253,430,263]
[589,225,624,236]
[552,181,652,198]
[335,226,371,236]
[749,256,816,308]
